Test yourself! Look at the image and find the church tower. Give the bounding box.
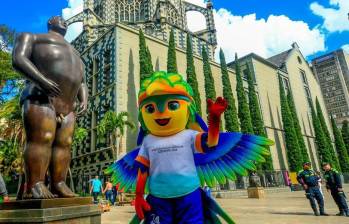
[67,0,217,58]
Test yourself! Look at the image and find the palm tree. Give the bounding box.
[97,111,136,160]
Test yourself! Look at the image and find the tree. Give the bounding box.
[315,98,339,169]
[331,116,349,172]
[167,29,177,73]
[309,100,333,167]
[72,127,88,148]
[0,25,16,51]
[97,111,136,160]
[234,54,253,134]
[219,49,239,132]
[342,120,349,155]
[139,29,153,84]
[202,47,216,115]
[279,78,302,172]
[246,65,273,170]
[186,35,202,116]
[287,92,309,163]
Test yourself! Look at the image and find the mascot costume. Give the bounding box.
[106,71,274,224]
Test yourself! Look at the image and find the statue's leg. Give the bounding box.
[50,111,77,197]
[22,100,56,199]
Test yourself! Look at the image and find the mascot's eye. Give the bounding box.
[168,101,180,111]
[145,104,155,114]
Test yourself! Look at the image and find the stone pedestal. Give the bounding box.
[247,187,265,199]
[0,197,101,223]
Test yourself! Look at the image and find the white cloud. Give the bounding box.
[186,0,325,61]
[310,0,349,33]
[342,44,349,53]
[62,0,83,42]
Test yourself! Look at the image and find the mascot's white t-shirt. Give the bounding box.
[137,129,202,198]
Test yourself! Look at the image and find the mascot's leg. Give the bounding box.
[144,194,173,224]
[174,188,204,224]
[200,188,235,224]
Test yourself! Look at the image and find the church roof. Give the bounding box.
[267,49,292,68]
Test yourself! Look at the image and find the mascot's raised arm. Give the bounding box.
[105,71,274,224]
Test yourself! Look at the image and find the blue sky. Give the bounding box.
[1,0,348,62]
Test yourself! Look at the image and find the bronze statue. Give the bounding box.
[12,16,88,199]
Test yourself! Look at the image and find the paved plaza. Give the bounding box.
[102,188,349,224]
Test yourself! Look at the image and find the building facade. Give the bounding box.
[312,49,349,126]
[67,0,331,190]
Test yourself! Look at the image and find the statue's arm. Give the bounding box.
[77,70,88,115]
[12,33,60,96]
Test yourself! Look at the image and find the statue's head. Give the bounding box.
[47,16,67,36]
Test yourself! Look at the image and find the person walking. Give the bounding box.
[0,173,9,203]
[297,162,328,216]
[103,178,114,205]
[323,162,349,217]
[90,175,103,204]
[112,184,118,205]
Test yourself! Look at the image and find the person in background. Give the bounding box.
[203,186,211,198]
[115,183,124,203]
[316,171,324,199]
[323,162,349,217]
[90,175,103,204]
[0,173,9,202]
[112,184,118,205]
[103,178,114,205]
[297,162,328,216]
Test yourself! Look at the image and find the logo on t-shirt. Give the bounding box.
[150,145,184,154]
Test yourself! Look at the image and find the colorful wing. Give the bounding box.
[105,148,140,192]
[194,132,274,187]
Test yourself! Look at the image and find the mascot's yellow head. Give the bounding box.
[138,71,197,137]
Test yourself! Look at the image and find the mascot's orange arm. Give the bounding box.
[135,169,151,220]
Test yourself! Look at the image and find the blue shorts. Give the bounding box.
[145,188,203,224]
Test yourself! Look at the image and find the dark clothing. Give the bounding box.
[297,169,325,214]
[297,169,320,187]
[324,169,348,214]
[105,190,113,204]
[324,169,342,190]
[145,188,203,224]
[306,186,325,214]
[92,192,99,204]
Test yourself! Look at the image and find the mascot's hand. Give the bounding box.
[135,195,151,220]
[207,97,228,118]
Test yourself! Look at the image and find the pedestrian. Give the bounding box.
[90,175,103,204]
[103,178,114,205]
[112,184,118,205]
[316,171,324,199]
[115,183,124,204]
[0,173,9,203]
[203,186,211,198]
[322,162,349,217]
[297,162,328,216]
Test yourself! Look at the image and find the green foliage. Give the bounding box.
[186,35,202,116]
[331,117,349,172]
[246,65,273,170]
[72,127,88,147]
[315,98,339,169]
[202,47,216,115]
[0,140,21,177]
[309,100,333,168]
[167,29,177,73]
[97,111,136,159]
[0,24,16,51]
[342,120,349,155]
[139,30,153,84]
[234,54,253,134]
[219,49,239,132]
[279,78,302,172]
[287,92,309,164]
